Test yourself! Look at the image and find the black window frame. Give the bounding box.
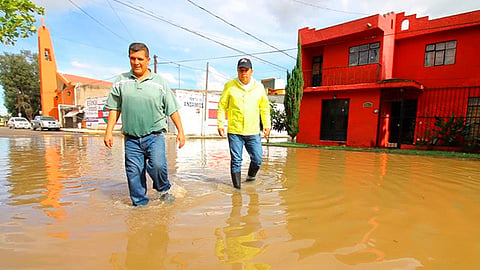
[348,42,380,66]
[424,40,456,67]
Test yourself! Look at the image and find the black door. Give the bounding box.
[320,99,349,141]
[388,99,418,144]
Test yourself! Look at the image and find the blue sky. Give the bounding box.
[1,0,479,115]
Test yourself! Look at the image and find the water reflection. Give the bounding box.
[0,134,479,269]
[215,191,269,269]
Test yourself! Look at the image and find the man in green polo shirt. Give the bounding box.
[104,42,185,206]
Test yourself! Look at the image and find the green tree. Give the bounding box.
[270,100,285,133]
[284,37,304,141]
[0,50,41,119]
[0,0,45,45]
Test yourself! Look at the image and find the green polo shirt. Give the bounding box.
[105,71,180,137]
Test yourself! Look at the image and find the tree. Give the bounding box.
[0,50,41,119]
[0,0,45,45]
[270,100,285,133]
[284,37,304,141]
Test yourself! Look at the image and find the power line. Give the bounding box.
[185,0,296,60]
[158,48,297,64]
[154,54,229,79]
[67,0,128,42]
[105,0,134,40]
[291,0,368,16]
[111,0,288,71]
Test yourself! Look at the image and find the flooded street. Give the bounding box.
[0,129,479,270]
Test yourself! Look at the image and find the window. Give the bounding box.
[312,56,323,87]
[425,40,456,67]
[466,97,480,141]
[44,49,51,61]
[401,19,409,31]
[349,42,380,66]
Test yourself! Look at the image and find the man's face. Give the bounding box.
[129,50,150,78]
[237,67,253,84]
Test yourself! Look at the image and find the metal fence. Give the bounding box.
[414,86,480,146]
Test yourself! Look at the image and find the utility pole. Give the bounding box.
[202,62,209,136]
[154,55,158,73]
[17,90,21,117]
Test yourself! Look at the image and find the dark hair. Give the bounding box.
[128,42,149,58]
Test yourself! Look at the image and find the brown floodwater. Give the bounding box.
[0,133,479,269]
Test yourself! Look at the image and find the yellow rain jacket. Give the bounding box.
[217,78,271,135]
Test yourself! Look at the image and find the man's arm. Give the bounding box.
[104,110,120,148]
[259,91,271,138]
[217,87,229,137]
[170,111,185,148]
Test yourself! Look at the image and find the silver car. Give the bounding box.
[7,117,32,129]
[31,116,61,131]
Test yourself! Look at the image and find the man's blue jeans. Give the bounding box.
[124,132,170,206]
[227,133,263,174]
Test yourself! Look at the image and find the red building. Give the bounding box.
[297,10,480,149]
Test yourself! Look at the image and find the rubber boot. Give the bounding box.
[231,172,241,189]
[246,165,259,182]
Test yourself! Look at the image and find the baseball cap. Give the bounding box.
[237,58,252,69]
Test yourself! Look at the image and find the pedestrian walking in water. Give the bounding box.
[217,58,271,189]
[104,42,185,206]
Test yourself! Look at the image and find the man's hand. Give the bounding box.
[104,110,120,149]
[176,133,185,148]
[263,128,271,138]
[218,128,225,137]
[104,132,114,148]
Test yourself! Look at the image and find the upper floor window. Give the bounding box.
[425,40,456,67]
[312,56,323,87]
[349,42,380,66]
[401,19,409,31]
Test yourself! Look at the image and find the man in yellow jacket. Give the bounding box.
[217,58,271,189]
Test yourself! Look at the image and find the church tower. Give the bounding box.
[37,18,59,119]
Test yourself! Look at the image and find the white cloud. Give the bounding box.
[159,72,180,86]
[71,61,91,69]
[195,65,229,91]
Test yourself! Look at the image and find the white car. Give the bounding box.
[31,116,61,131]
[7,117,32,129]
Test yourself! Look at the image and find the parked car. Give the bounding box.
[31,116,61,131]
[7,117,32,129]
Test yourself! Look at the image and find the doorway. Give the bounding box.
[320,99,350,141]
[388,99,418,144]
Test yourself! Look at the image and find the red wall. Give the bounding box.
[297,92,321,144]
[393,26,480,88]
[298,89,381,147]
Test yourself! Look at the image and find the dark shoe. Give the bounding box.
[231,172,241,189]
[246,165,259,182]
[160,192,175,203]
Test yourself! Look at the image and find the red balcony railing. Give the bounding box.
[307,64,381,87]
